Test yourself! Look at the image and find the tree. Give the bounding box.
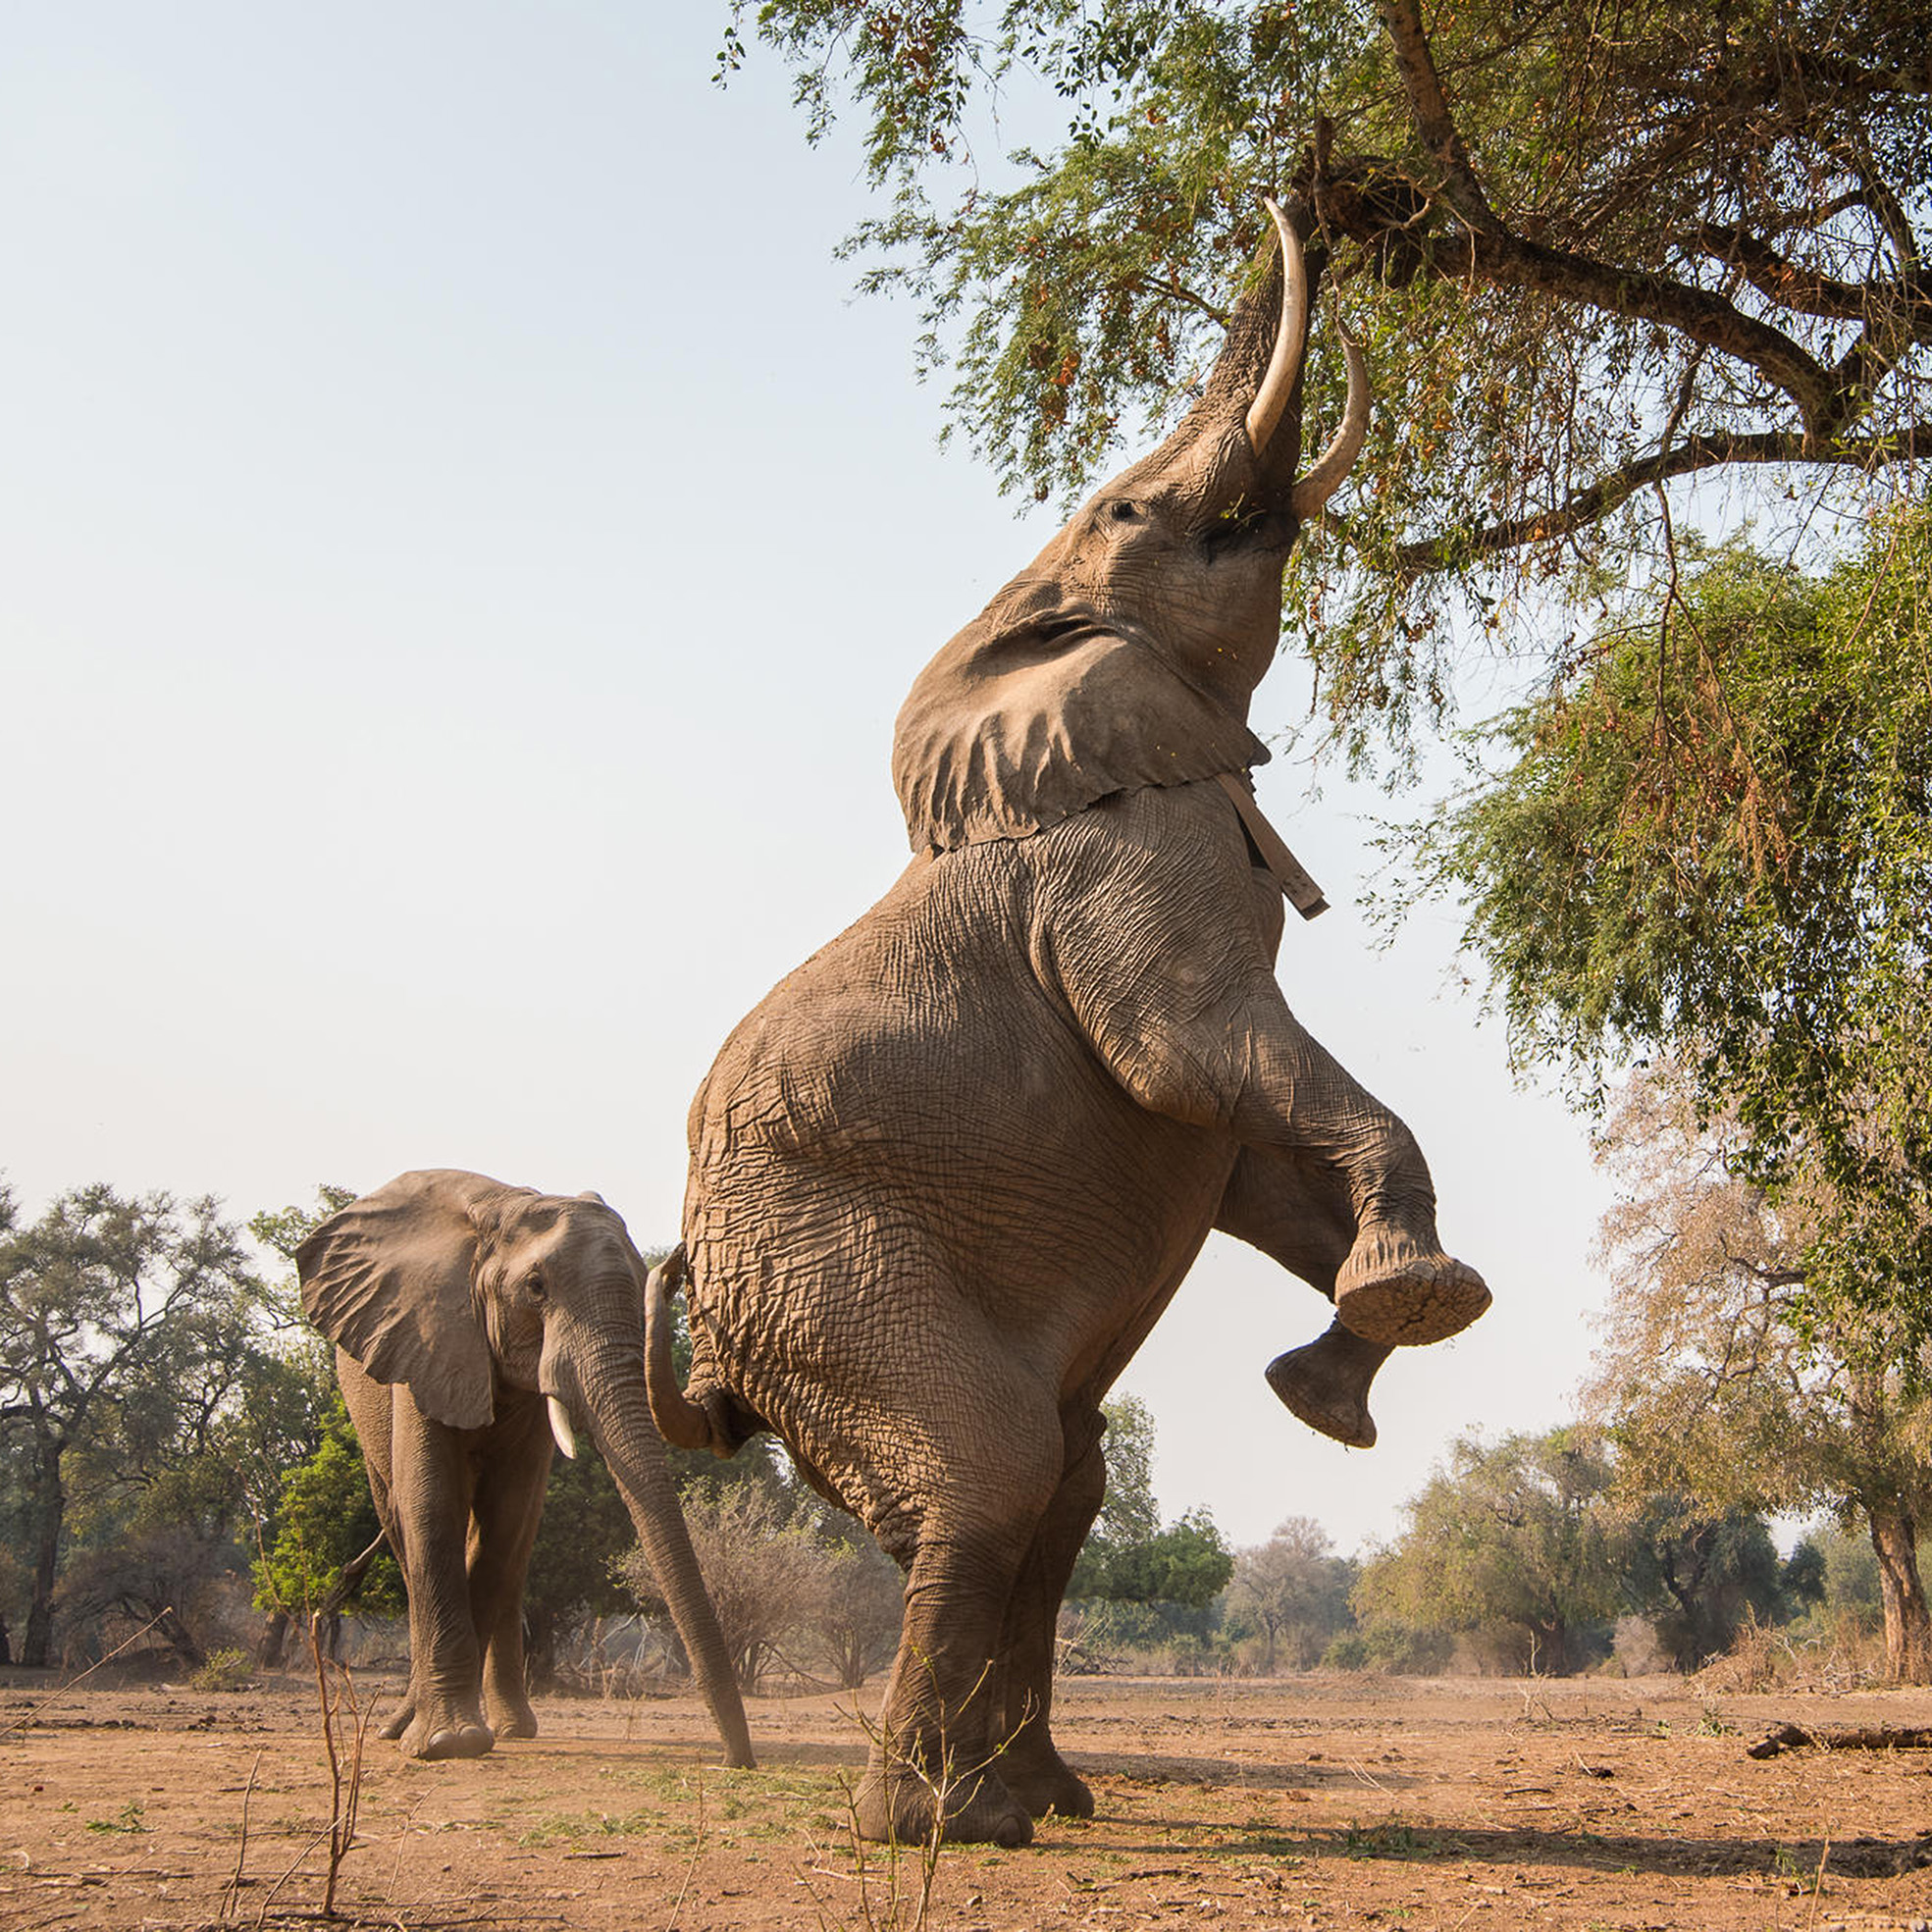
[723,0,1929,749]
[521,1447,636,1691]
[1070,1395,1234,1610]
[1353,1427,1621,1673]
[1427,508,1932,1325]
[1227,1515,1358,1673]
[1584,1070,1932,1682]
[252,1394,403,1633]
[620,1482,849,1692]
[1618,1495,1794,1671]
[0,1183,268,1667]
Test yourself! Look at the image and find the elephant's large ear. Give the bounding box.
[892,600,1269,853]
[296,1170,500,1430]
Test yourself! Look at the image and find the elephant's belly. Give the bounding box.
[684,890,1235,1386]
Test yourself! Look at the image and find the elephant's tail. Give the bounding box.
[644,1245,734,1457]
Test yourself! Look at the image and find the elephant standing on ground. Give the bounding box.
[648,201,1487,1845]
[298,1170,754,1768]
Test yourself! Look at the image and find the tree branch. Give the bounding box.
[1384,421,1931,573]
[1376,0,1505,236]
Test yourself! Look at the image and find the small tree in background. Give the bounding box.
[620,1481,840,1693]
[1586,1072,1932,1683]
[1617,1496,1798,1672]
[802,1520,904,1691]
[1227,1517,1358,1675]
[522,1447,635,1690]
[1354,1428,1621,1675]
[0,1183,269,1667]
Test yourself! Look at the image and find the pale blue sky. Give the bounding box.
[0,2,1615,1552]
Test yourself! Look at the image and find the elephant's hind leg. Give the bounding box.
[852,1385,1063,1849]
[990,1408,1106,1821]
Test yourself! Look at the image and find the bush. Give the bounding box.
[189,1646,255,1692]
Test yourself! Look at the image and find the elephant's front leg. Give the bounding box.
[1215,1144,1395,1447]
[389,1399,495,1760]
[1224,1006,1489,1348]
[467,1395,554,1741]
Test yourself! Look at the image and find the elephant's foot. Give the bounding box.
[1334,1225,1490,1347]
[392,1693,495,1760]
[998,1739,1095,1820]
[854,1759,1034,1848]
[485,1683,538,1741]
[1265,1323,1391,1448]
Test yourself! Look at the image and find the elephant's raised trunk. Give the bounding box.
[644,1247,726,1455]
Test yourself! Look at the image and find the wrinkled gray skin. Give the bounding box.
[297,1170,754,1769]
[653,205,1485,1846]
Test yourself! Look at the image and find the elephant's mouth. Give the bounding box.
[1200,503,1289,564]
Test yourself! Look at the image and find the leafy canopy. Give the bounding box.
[723,0,1931,750]
[1422,501,1932,1326]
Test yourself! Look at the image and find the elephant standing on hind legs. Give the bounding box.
[648,198,1488,1846]
[297,1170,754,1769]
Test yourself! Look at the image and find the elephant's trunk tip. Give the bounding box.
[645,1246,725,1454]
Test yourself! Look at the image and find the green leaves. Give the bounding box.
[723,0,1930,758]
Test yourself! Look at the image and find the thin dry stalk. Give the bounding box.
[662,1766,705,1931]
[0,1609,178,1743]
[221,1749,265,1919]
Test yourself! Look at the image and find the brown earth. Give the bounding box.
[5,1668,1931,1930]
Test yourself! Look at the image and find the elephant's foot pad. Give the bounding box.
[1336,1237,1490,1346]
[406,1718,496,1760]
[1266,1343,1378,1448]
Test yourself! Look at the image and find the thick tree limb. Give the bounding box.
[1376,0,1504,236]
[1361,0,1879,436]
[1387,422,1930,573]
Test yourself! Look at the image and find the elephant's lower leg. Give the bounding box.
[1265,1324,1392,1448]
[468,1403,551,1741]
[1215,1145,1397,1447]
[856,1535,1038,1848]
[391,1415,494,1760]
[1224,1028,1490,1349]
[991,1418,1106,1820]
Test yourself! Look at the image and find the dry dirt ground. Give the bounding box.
[5,1669,1932,1931]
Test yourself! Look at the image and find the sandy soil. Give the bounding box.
[5,1667,1931,1930]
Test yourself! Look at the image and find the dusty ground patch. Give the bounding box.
[4,1669,1931,1929]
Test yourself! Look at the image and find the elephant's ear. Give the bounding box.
[296,1169,502,1431]
[892,601,1269,854]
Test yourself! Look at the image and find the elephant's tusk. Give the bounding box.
[1243,197,1310,456]
[547,1393,579,1459]
[1290,331,1371,520]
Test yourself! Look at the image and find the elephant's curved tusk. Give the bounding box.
[1289,331,1371,520]
[547,1393,579,1460]
[1243,197,1310,456]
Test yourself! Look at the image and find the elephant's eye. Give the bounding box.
[1110,499,1139,522]
[525,1269,548,1301]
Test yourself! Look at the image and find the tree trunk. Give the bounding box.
[255,1609,290,1671]
[23,1436,66,1670]
[1866,1501,1932,1685]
